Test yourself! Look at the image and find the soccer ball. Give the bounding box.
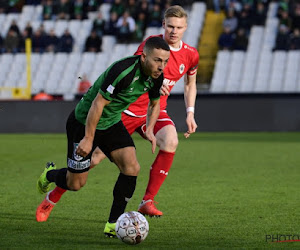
[116,211,149,245]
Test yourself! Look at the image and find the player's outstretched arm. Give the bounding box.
[145,99,160,153]
[76,93,110,157]
[184,73,198,138]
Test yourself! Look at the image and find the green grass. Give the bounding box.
[0,132,300,249]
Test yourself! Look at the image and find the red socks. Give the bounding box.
[48,187,67,203]
[143,150,175,201]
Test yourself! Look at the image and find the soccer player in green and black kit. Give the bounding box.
[36,37,170,237]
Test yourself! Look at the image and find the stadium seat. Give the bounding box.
[269,51,286,92]
[225,51,245,92]
[99,3,111,22]
[34,5,43,21]
[54,20,69,37]
[283,51,300,92]
[43,20,55,33]
[253,52,273,92]
[210,51,231,93]
[101,35,116,53]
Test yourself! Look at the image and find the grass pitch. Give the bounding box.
[0,132,299,249]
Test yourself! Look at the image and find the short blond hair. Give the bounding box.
[164,5,188,19]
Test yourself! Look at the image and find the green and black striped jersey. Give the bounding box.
[75,55,163,130]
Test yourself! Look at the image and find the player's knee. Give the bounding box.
[162,135,178,152]
[67,178,87,191]
[123,160,140,176]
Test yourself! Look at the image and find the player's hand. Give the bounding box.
[145,129,157,153]
[160,84,170,96]
[184,113,197,138]
[76,137,93,157]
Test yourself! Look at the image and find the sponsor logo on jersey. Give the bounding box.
[163,78,176,86]
[184,44,195,52]
[179,64,185,74]
[68,158,90,170]
[107,84,115,94]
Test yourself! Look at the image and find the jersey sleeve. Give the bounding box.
[187,50,199,76]
[148,74,163,100]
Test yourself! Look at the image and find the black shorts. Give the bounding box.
[66,110,135,173]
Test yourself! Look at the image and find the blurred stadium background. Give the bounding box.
[0,0,300,132]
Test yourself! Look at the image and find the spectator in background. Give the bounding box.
[279,10,292,31]
[33,90,54,101]
[25,21,33,37]
[56,0,72,20]
[218,25,234,50]
[136,0,149,23]
[0,0,8,13]
[292,5,300,30]
[0,34,3,53]
[42,0,55,20]
[148,3,162,27]
[9,19,20,36]
[92,12,106,38]
[58,28,73,53]
[133,12,147,42]
[72,0,87,20]
[110,0,125,17]
[45,29,59,52]
[85,0,101,12]
[233,27,248,50]
[77,74,91,95]
[116,10,136,43]
[4,28,19,53]
[274,24,290,51]
[84,29,102,52]
[223,9,238,33]
[213,0,230,13]
[126,0,138,18]
[32,28,47,53]
[18,29,32,52]
[253,1,267,26]
[289,28,300,50]
[104,11,118,35]
[237,9,252,34]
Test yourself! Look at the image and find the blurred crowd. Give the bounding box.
[0,0,192,54]
[217,0,269,51]
[217,0,300,51]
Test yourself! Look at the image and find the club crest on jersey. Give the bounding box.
[73,143,83,161]
[179,64,185,74]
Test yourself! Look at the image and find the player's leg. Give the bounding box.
[138,113,178,217]
[36,110,92,222]
[105,146,140,237]
[101,121,139,237]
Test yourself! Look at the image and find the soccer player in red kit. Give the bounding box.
[36,5,199,224]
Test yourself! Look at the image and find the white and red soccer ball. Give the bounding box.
[116,211,149,245]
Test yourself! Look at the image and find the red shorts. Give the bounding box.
[121,111,175,139]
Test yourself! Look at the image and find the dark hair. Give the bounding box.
[144,36,170,54]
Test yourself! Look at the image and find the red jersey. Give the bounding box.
[124,35,199,117]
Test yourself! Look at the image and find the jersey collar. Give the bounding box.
[163,34,183,51]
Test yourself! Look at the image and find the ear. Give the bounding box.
[162,19,165,29]
[141,51,146,62]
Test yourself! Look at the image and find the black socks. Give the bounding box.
[46,168,69,190]
[108,173,137,223]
